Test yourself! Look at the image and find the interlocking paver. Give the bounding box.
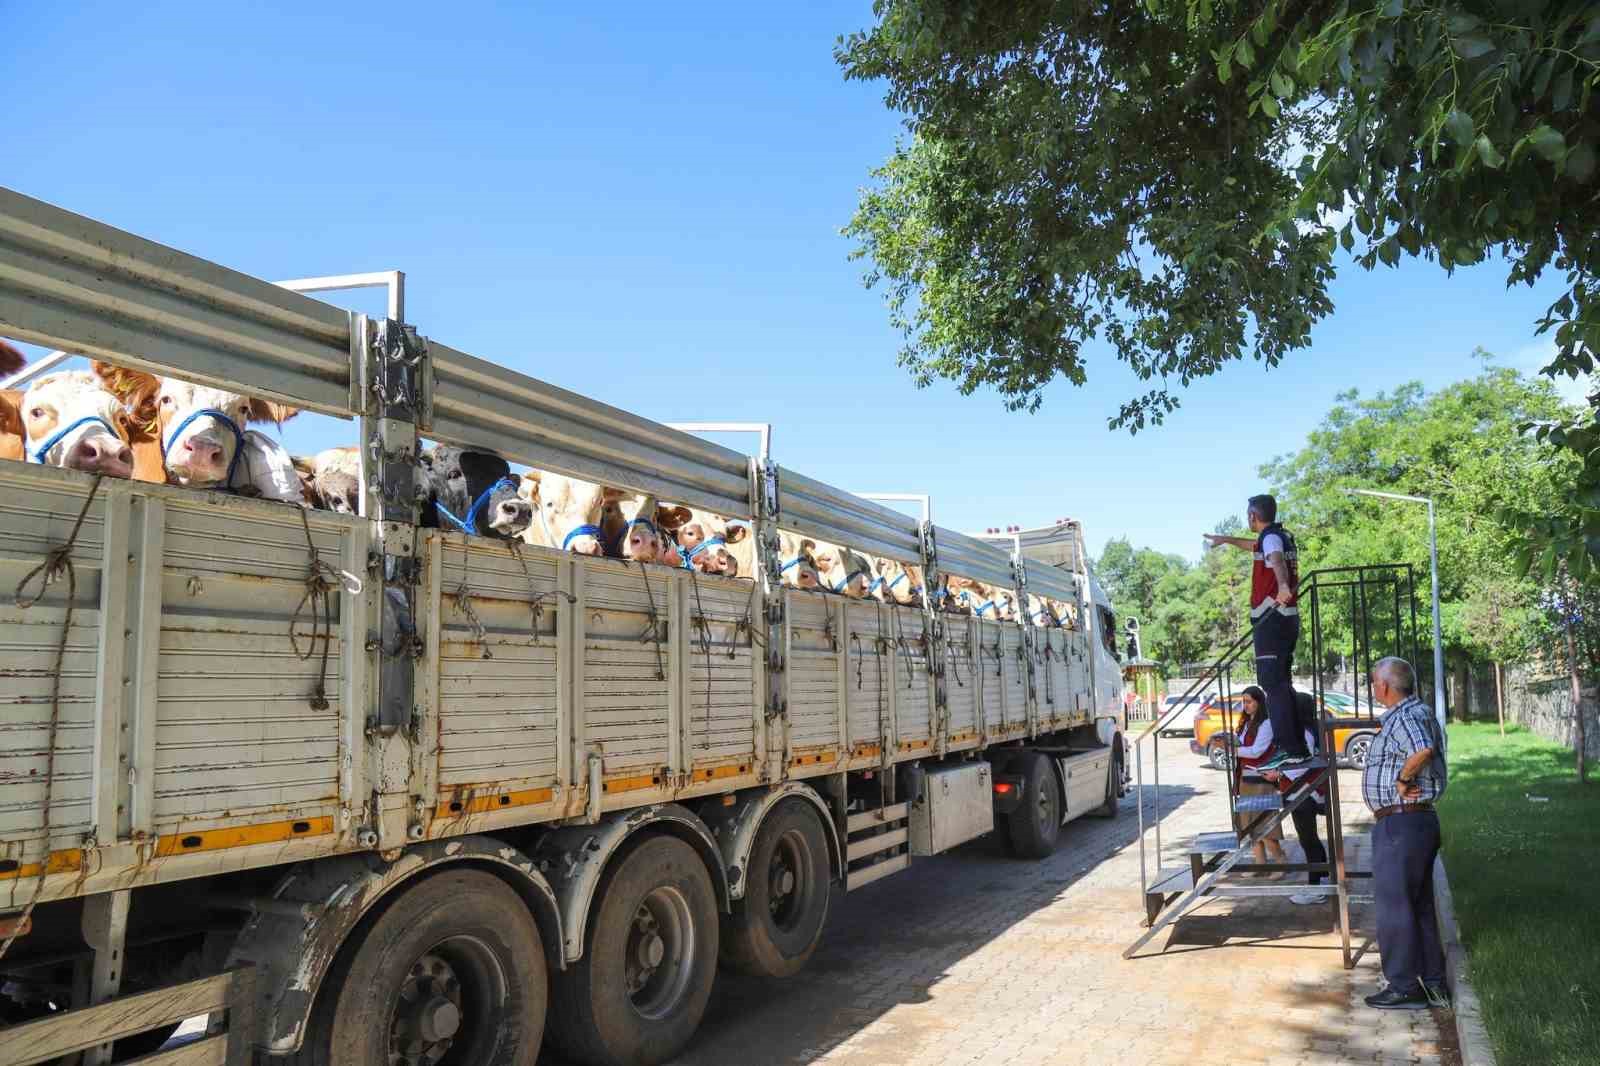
[563,744,1458,1065]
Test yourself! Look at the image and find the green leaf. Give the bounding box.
[1260,94,1280,118]
[1444,110,1474,147]
[1553,69,1574,112]
[1446,13,1481,34]
[1378,237,1401,266]
[1235,36,1255,68]
[1340,224,1355,252]
[1567,142,1597,183]
[1271,71,1295,98]
[1475,134,1504,168]
[1528,125,1567,163]
[1383,0,1404,16]
[1216,48,1232,84]
[1454,36,1495,60]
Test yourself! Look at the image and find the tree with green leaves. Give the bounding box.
[839,0,1600,576]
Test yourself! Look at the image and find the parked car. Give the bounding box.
[1189,693,1385,771]
[1158,693,1211,737]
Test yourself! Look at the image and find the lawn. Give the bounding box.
[1438,722,1600,1066]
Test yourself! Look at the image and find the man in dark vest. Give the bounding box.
[1204,493,1311,764]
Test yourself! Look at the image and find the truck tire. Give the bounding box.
[1092,742,1124,818]
[290,868,545,1066]
[549,835,718,1066]
[1005,752,1061,859]
[720,799,831,979]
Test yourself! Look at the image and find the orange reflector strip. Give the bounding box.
[154,816,334,858]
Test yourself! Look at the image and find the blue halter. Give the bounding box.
[867,575,885,594]
[780,557,807,574]
[30,415,122,465]
[435,476,518,535]
[161,407,245,486]
[562,523,607,551]
[831,567,871,593]
[681,534,725,569]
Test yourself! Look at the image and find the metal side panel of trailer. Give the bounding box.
[0,463,371,904]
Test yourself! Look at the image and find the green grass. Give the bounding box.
[1438,723,1600,1066]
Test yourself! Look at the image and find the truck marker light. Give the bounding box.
[993,782,1015,795]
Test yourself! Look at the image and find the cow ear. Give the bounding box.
[657,506,692,531]
[93,362,162,433]
[724,523,749,544]
[246,399,299,426]
[601,486,625,501]
[0,390,22,440]
[0,339,24,377]
[519,472,540,499]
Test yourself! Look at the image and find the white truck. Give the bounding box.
[0,187,1126,1066]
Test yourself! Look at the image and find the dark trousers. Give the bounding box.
[1290,801,1328,884]
[1373,810,1445,989]
[1252,609,1307,756]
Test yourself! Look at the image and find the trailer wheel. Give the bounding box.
[1006,752,1061,859]
[291,868,545,1066]
[1092,742,1123,818]
[720,799,831,978]
[550,835,718,1066]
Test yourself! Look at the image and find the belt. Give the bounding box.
[1372,802,1434,820]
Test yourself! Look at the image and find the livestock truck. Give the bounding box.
[0,187,1127,1066]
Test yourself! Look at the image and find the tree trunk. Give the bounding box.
[1566,621,1587,785]
[1494,660,1505,738]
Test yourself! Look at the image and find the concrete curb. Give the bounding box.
[1434,854,1496,1066]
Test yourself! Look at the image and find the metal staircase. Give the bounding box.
[1124,565,1419,968]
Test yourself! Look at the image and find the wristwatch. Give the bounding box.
[1398,775,1415,786]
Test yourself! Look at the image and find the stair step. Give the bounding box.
[1190,831,1243,855]
[1148,867,1194,896]
[1234,793,1283,812]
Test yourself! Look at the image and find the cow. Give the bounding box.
[871,557,924,606]
[294,447,362,515]
[1027,593,1061,628]
[418,445,530,539]
[6,371,136,479]
[0,339,23,377]
[946,575,1015,620]
[776,531,821,590]
[92,362,302,501]
[520,470,617,555]
[671,508,751,577]
[809,540,874,598]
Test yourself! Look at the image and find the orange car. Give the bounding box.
[1188,694,1384,771]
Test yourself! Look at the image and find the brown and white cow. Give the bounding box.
[871,557,924,606]
[294,447,362,514]
[776,531,821,590]
[7,371,136,478]
[519,470,617,556]
[671,508,751,577]
[93,363,301,500]
[1026,593,1061,628]
[812,541,874,598]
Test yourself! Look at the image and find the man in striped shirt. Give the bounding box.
[1361,656,1449,1010]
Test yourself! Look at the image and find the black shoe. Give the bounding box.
[1365,984,1431,1010]
[1422,981,1451,1008]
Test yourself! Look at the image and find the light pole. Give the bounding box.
[1345,488,1447,740]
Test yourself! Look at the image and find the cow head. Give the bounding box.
[814,541,874,598]
[874,558,924,606]
[776,531,820,590]
[674,509,749,575]
[521,471,620,555]
[17,372,135,478]
[1027,594,1061,628]
[607,494,675,562]
[419,446,528,538]
[93,363,296,487]
[296,447,362,515]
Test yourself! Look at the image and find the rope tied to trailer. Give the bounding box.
[687,567,714,752]
[450,541,493,660]
[290,507,350,706]
[506,539,575,641]
[632,560,667,681]
[4,476,103,964]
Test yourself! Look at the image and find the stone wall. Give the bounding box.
[1502,658,1600,761]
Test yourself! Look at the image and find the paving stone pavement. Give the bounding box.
[644,743,1458,1066]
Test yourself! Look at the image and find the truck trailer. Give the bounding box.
[0,187,1126,1066]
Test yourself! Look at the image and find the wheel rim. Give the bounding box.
[1350,738,1370,768]
[387,936,507,1066]
[625,886,697,1022]
[768,828,814,933]
[1036,770,1057,830]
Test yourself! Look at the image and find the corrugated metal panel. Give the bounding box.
[0,469,111,859]
[786,592,841,752]
[777,468,922,564]
[843,603,890,751]
[684,573,758,767]
[428,341,750,518]
[880,604,931,747]
[935,527,1017,590]
[977,621,1010,736]
[944,618,979,739]
[1021,558,1080,604]
[0,187,352,415]
[436,537,563,791]
[580,560,673,773]
[152,497,357,823]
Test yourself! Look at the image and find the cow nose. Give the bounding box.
[497,499,531,528]
[67,437,134,479]
[183,437,225,469]
[574,537,603,556]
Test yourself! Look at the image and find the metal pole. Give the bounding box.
[1426,498,1447,742]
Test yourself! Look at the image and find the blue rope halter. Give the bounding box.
[435,476,518,535]
[29,415,122,465]
[681,534,725,569]
[161,407,245,486]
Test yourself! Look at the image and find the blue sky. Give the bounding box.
[3,3,1581,560]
